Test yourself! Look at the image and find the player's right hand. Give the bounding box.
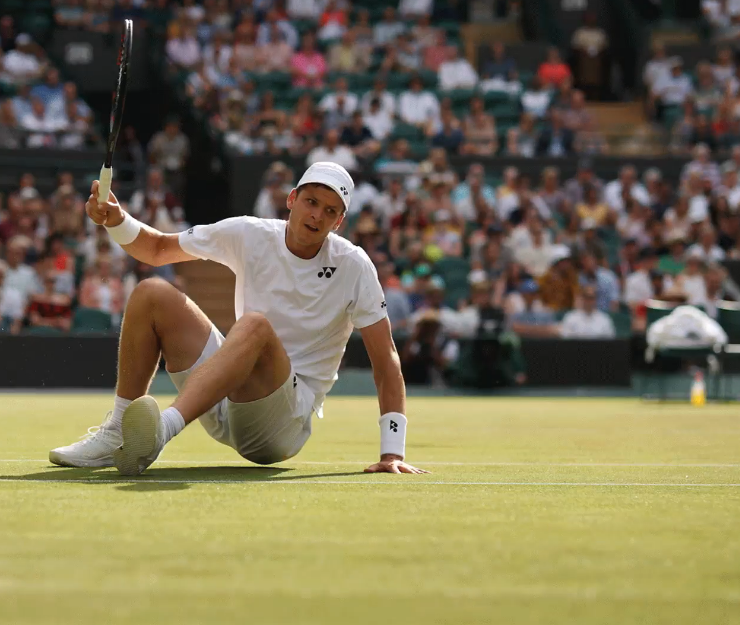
[86,180,124,227]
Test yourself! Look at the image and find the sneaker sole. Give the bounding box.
[48,451,114,468]
[113,396,160,477]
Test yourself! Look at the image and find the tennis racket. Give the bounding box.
[97,18,133,209]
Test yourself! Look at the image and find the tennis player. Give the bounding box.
[50,162,427,476]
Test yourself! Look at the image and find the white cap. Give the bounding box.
[296,162,354,212]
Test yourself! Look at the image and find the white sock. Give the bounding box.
[161,407,186,444]
[107,396,132,432]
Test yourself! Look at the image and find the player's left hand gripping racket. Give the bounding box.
[97,18,133,212]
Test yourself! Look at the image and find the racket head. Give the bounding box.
[104,19,133,167]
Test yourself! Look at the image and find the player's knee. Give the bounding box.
[231,312,274,341]
[130,277,176,309]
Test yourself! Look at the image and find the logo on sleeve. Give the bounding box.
[187,227,194,235]
[381,301,387,309]
[318,267,337,278]
[389,420,398,432]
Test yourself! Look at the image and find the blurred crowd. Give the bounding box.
[0,17,95,149]
[645,42,740,154]
[160,0,605,160]
[253,147,740,381]
[0,159,190,334]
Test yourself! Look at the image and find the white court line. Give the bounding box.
[1,459,740,468]
[1,479,739,486]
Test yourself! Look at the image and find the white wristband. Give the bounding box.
[105,212,142,245]
[379,412,407,458]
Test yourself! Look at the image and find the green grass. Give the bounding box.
[1,395,739,625]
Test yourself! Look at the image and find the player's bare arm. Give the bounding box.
[361,317,429,475]
[86,180,196,267]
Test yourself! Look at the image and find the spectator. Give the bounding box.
[537,110,574,157]
[650,58,693,120]
[400,308,457,386]
[658,236,687,276]
[319,76,358,121]
[394,31,422,73]
[290,32,326,89]
[30,68,64,110]
[574,118,608,155]
[79,256,125,325]
[374,7,405,47]
[2,34,44,85]
[363,96,394,142]
[317,0,348,42]
[604,165,649,214]
[374,138,419,178]
[438,47,478,91]
[50,82,92,123]
[400,0,434,18]
[452,163,496,220]
[688,225,726,262]
[411,13,438,49]
[507,113,538,158]
[539,246,579,312]
[507,279,559,338]
[286,0,322,19]
[713,46,735,86]
[624,247,659,308]
[373,177,407,228]
[377,259,412,329]
[675,250,708,306]
[537,47,572,89]
[82,0,111,33]
[399,74,440,128]
[460,96,497,156]
[579,251,619,311]
[21,97,63,148]
[482,41,516,80]
[361,76,396,120]
[340,111,379,159]
[560,285,615,338]
[289,92,320,145]
[59,101,91,148]
[643,43,671,93]
[681,143,721,188]
[574,182,608,226]
[328,30,369,74]
[564,159,604,206]
[148,117,190,199]
[521,75,551,119]
[570,11,610,100]
[306,128,358,170]
[351,8,374,53]
[0,99,20,149]
[561,90,593,133]
[257,9,298,49]
[423,30,453,73]
[26,270,72,332]
[513,216,554,278]
[55,0,86,29]
[423,208,463,258]
[166,24,201,70]
[430,108,464,154]
[694,62,723,115]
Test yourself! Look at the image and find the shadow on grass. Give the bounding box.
[1,465,367,492]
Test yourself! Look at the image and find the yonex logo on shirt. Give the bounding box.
[380,301,387,309]
[318,267,337,278]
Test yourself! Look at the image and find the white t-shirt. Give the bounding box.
[438,59,478,91]
[306,145,358,171]
[398,90,440,126]
[560,310,616,339]
[179,217,388,416]
[603,180,650,212]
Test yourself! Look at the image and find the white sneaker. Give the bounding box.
[113,396,166,476]
[49,413,122,468]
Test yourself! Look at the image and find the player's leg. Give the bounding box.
[114,312,294,475]
[49,278,212,467]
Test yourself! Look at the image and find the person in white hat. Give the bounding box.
[50,162,428,476]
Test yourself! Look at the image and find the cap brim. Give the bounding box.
[296,174,351,212]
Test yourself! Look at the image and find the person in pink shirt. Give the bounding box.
[423,31,452,73]
[290,32,326,89]
[537,47,573,89]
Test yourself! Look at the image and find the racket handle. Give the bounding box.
[98,165,113,205]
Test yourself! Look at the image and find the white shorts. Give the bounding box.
[168,326,315,464]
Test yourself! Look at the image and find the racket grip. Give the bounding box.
[98,165,113,205]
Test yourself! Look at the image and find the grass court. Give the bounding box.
[1,395,739,624]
